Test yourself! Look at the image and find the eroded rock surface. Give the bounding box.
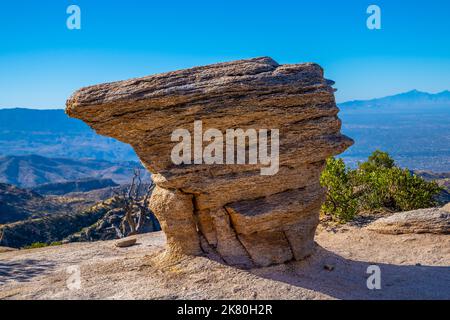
[66,57,353,267]
[443,202,450,213]
[367,208,450,235]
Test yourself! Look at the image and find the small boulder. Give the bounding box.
[115,237,137,248]
[367,208,449,235]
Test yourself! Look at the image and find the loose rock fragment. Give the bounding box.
[115,237,137,248]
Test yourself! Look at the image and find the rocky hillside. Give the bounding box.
[66,206,160,243]
[0,199,120,248]
[0,183,83,224]
[0,181,160,248]
[31,178,118,196]
[0,182,116,247]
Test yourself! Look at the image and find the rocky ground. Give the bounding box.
[1,222,448,300]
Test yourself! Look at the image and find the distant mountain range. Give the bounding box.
[338,90,450,172]
[0,108,137,161]
[340,90,450,110]
[0,89,449,172]
[0,154,148,188]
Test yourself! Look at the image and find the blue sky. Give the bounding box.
[0,0,449,108]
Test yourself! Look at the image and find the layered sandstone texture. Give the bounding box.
[66,57,353,268]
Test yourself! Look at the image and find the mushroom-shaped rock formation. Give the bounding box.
[66,57,353,268]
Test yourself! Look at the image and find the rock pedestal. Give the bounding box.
[66,57,353,268]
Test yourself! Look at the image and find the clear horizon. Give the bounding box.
[1,0,450,109]
[1,88,449,110]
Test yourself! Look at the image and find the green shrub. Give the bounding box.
[320,157,358,222]
[24,242,48,249]
[23,241,62,249]
[320,151,442,222]
[388,167,442,211]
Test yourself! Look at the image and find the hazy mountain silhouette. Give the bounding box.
[0,108,137,161]
[340,89,450,111]
[339,90,450,171]
[0,154,146,188]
